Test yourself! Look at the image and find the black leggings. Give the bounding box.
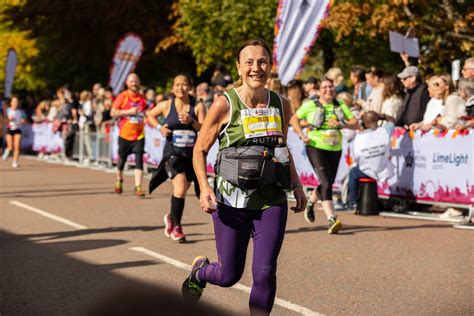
[306,146,342,201]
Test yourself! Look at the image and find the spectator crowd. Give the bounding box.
[1,56,473,214]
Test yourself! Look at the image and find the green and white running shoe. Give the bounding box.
[181,256,209,303]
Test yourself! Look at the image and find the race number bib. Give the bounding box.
[172,130,196,148]
[129,113,144,124]
[322,130,341,146]
[241,108,283,139]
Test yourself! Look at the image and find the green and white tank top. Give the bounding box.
[215,88,287,210]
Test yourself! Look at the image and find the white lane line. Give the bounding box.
[9,200,88,230]
[130,246,321,316]
[6,199,319,315]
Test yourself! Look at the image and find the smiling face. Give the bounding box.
[318,79,336,103]
[172,75,191,99]
[126,73,140,92]
[236,45,271,90]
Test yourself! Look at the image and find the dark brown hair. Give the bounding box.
[382,74,403,101]
[236,39,272,65]
[174,73,193,87]
[319,76,334,87]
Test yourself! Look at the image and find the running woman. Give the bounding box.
[2,96,26,168]
[183,39,307,315]
[111,73,148,197]
[148,74,206,242]
[291,76,359,233]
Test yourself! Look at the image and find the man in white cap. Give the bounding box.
[396,66,430,127]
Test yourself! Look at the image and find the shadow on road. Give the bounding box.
[0,229,227,315]
[20,225,165,241]
[285,223,452,235]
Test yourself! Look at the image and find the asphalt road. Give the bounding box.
[1,157,472,315]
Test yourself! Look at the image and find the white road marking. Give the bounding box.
[9,200,88,230]
[130,246,321,316]
[6,199,319,315]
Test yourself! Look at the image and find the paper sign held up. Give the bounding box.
[389,31,419,58]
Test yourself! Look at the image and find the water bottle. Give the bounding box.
[334,107,346,125]
[274,138,291,189]
[274,138,290,164]
[311,106,324,128]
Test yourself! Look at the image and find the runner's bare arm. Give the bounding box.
[282,98,307,213]
[193,95,229,212]
[146,100,169,128]
[190,102,207,131]
[110,95,137,118]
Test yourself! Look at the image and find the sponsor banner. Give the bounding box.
[382,128,473,204]
[4,48,18,98]
[273,0,331,85]
[29,122,63,153]
[31,125,474,205]
[108,33,144,95]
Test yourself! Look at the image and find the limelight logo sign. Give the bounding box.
[432,153,469,167]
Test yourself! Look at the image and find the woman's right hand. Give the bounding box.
[200,185,218,213]
[160,124,172,137]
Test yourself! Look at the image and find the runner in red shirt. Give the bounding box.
[111,73,147,197]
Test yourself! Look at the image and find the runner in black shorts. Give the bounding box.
[2,96,26,168]
[148,74,206,242]
[110,73,148,197]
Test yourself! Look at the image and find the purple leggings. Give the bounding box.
[197,203,288,314]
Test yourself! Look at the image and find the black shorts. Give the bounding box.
[118,137,145,159]
[165,154,195,181]
[7,129,21,136]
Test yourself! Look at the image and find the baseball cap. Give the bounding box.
[397,66,419,79]
[304,76,317,84]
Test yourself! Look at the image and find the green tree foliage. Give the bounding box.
[322,0,474,75]
[157,0,278,78]
[1,0,189,92]
[0,1,45,92]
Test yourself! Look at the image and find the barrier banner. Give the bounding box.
[32,125,474,205]
[108,33,144,95]
[382,128,473,204]
[273,0,331,85]
[30,122,63,153]
[4,48,17,98]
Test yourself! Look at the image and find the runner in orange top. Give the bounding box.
[111,73,147,197]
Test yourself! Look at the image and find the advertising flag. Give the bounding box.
[108,33,144,95]
[4,48,18,98]
[273,0,331,85]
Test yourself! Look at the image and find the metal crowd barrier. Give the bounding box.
[72,126,113,167]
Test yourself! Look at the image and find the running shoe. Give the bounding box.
[334,201,347,211]
[170,225,186,243]
[347,203,358,214]
[304,204,315,223]
[2,149,10,161]
[163,213,174,237]
[182,256,209,303]
[328,216,342,234]
[134,186,145,197]
[114,180,123,194]
[12,160,18,168]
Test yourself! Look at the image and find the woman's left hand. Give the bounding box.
[327,119,341,128]
[178,112,191,124]
[290,187,307,213]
